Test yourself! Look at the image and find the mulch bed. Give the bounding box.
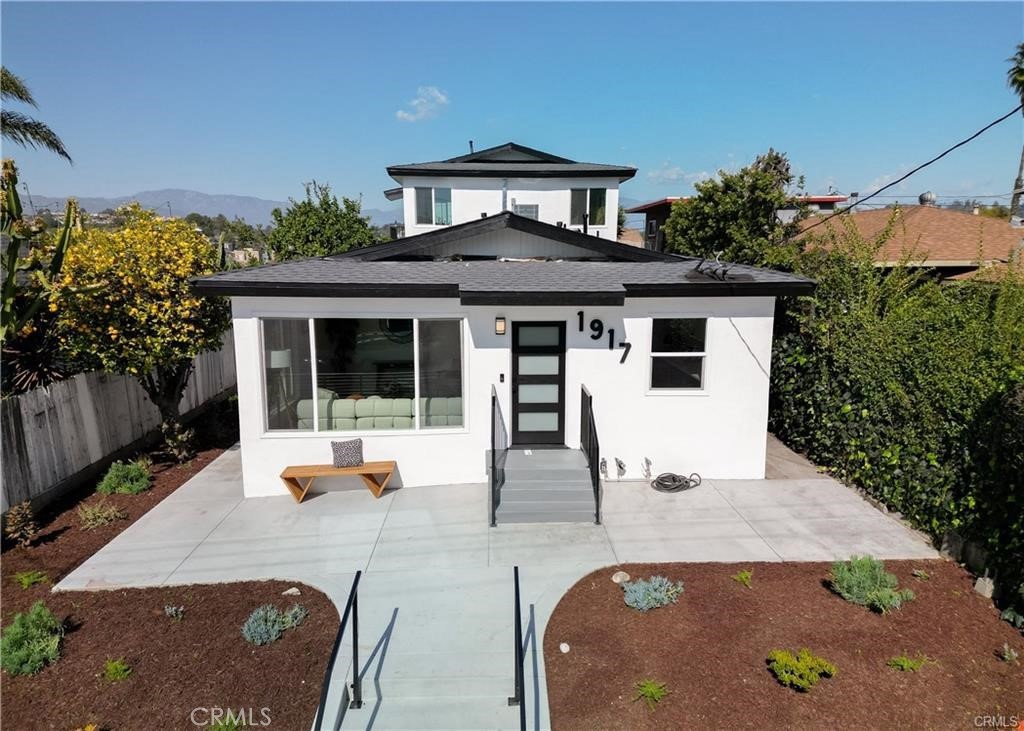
[0,401,343,730]
[544,560,1024,731]
[0,580,338,731]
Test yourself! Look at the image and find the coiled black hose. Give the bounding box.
[651,472,702,492]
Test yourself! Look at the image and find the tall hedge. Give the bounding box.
[770,217,1024,607]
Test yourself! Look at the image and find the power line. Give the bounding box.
[799,103,1023,238]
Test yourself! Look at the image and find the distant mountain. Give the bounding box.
[29,188,401,227]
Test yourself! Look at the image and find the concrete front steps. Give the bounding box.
[495,449,597,524]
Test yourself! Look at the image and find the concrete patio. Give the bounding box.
[56,441,937,730]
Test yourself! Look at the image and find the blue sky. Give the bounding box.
[2,1,1022,213]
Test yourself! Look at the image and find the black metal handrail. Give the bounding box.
[580,385,601,525]
[508,566,527,731]
[489,385,508,527]
[313,570,363,731]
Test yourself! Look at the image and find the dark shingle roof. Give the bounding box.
[192,212,814,303]
[193,259,814,304]
[387,142,636,182]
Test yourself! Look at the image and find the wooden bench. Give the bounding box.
[279,461,396,503]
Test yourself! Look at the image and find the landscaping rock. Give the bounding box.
[974,576,995,599]
[559,643,570,654]
[282,587,301,596]
[611,571,630,584]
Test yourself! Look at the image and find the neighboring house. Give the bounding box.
[193,146,813,524]
[383,142,634,240]
[627,194,850,251]
[777,194,849,223]
[624,197,685,251]
[802,204,1024,279]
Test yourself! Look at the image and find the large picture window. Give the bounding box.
[261,317,464,432]
[650,318,706,390]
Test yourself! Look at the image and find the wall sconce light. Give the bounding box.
[495,317,506,336]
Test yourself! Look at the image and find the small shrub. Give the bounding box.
[997,642,1020,664]
[911,568,930,581]
[1001,607,1024,632]
[732,569,753,589]
[77,500,128,530]
[102,657,132,681]
[208,718,246,731]
[829,556,914,613]
[13,570,49,589]
[632,679,669,710]
[0,601,63,676]
[622,576,684,612]
[241,603,308,646]
[73,724,101,731]
[4,501,39,547]
[96,458,151,495]
[164,605,185,621]
[767,648,836,692]
[886,653,933,672]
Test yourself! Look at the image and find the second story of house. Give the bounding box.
[384,142,636,239]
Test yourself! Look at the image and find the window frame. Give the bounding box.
[258,315,468,436]
[414,186,453,226]
[570,188,609,228]
[647,317,709,395]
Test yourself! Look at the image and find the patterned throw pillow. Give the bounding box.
[331,439,363,468]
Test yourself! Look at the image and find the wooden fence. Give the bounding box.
[1,331,236,512]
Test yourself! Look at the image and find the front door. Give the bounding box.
[511,322,566,446]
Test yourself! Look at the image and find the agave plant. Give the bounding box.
[1,160,95,392]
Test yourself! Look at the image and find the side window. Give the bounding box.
[650,318,706,390]
[588,188,607,226]
[434,188,452,225]
[415,187,433,225]
[570,189,587,226]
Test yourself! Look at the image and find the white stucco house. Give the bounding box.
[194,143,814,524]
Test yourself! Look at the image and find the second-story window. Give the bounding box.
[570,188,607,227]
[415,187,452,226]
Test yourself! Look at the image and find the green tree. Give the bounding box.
[617,205,627,238]
[1008,43,1024,217]
[661,149,805,267]
[54,204,229,459]
[267,182,375,260]
[1,68,72,163]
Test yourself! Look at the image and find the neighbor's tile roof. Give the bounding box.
[801,206,1023,265]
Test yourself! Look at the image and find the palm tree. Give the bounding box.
[1,67,72,163]
[1008,44,1024,217]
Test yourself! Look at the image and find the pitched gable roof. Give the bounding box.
[192,211,815,302]
[444,142,574,164]
[336,212,673,262]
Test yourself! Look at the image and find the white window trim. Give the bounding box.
[258,315,469,436]
[645,317,710,396]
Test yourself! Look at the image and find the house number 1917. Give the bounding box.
[577,311,630,363]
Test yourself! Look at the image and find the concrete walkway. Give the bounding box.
[56,443,936,730]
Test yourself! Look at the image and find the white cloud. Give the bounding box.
[646,161,710,186]
[396,86,449,122]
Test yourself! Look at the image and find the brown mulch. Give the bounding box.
[544,561,1024,731]
[0,401,342,730]
[0,580,339,731]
